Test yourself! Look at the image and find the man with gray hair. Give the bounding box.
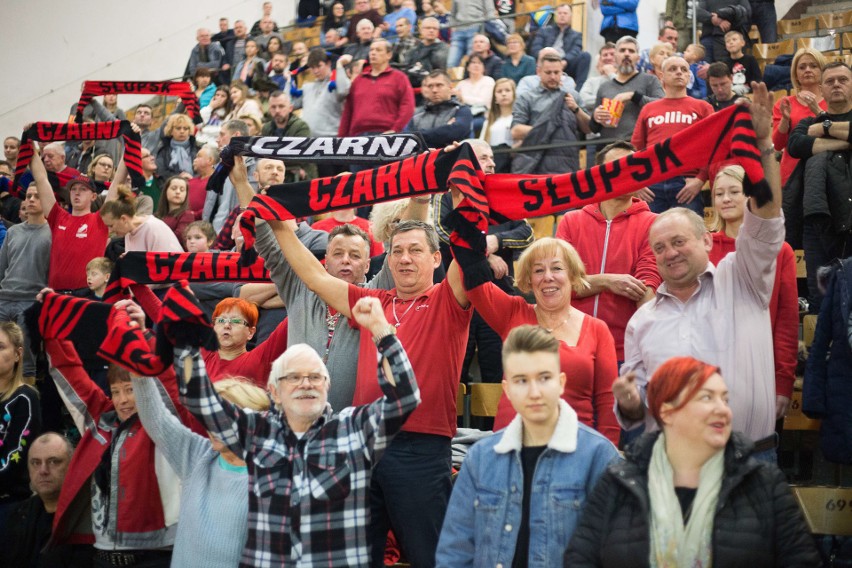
[2,433,93,566]
[178,296,420,566]
[344,18,376,62]
[187,28,225,78]
[589,36,664,142]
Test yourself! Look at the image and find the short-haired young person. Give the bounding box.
[437,325,619,567]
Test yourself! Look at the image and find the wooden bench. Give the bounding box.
[792,486,852,536]
[777,17,818,38]
[469,383,503,418]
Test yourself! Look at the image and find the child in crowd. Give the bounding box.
[184,220,216,253]
[156,176,196,247]
[684,43,708,99]
[85,257,113,300]
[723,30,762,95]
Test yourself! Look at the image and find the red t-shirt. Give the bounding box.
[632,96,714,178]
[46,206,109,290]
[311,216,384,257]
[202,318,289,387]
[467,282,620,445]
[348,280,472,438]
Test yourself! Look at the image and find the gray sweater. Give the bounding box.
[591,72,664,140]
[451,0,497,29]
[255,222,393,410]
[293,59,352,137]
[132,377,248,568]
[0,222,51,301]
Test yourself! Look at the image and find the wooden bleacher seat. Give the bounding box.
[795,249,806,279]
[843,32,852,49]
[796,35,838,51]
[752,39,795,61]
[777,17,818,38]
[528,215,556,240]
[703,207,716,229]
[784,391,821,432]
[819,11,852,32]
[457,382,466,417]
[803,314,818,349]
[469,383,503,418]
[792,486,852,536]
[773,90,789,103]
[447,67,465,82]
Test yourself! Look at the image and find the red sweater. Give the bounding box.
[467,282,620,445]
[772,95,827,187]
[556,198,660,360]
[202,318,289,387]
[338,66,415,136]
[709,232,798,398]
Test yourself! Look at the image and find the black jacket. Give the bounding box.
[407,97,473,147]
[564,432,820,567]
[154,135,199,185]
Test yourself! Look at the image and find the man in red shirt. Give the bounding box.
[338,39,415,137]
[631,56,714,215]
[265,216,471,567]
[31,143,111,292]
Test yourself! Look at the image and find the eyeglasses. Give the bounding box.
[278,373,327,385]
[214,317,249,326]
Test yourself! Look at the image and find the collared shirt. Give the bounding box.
[179,338,420,567]
[512,82,579,127]
[618,209,784,441]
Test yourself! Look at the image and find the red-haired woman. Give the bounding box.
[564,357,819,567]
[204,298,288,386]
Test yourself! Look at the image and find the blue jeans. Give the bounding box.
[369,432,452,567]
[566,51,592,90]
[648,176,704,216]
[751,2,778,43]
[448,27,478,68]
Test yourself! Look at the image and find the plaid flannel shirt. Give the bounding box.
[177,336,420,568]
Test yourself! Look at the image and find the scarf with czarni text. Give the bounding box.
[14,121,145,189]
[236,105,771,260]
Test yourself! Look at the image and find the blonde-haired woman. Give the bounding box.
[0,322,41,535]
[133,361,269,568]
[772,47,828,186]
[709,164,798,420]
[480,78,516,172]
[155,113,198,182]
[450,237,619,443]
[225,81,264,125]
[86,153,115,192]
[647,42,674,83]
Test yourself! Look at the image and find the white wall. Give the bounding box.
[0,0,296,137]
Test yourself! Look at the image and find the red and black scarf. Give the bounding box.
[14,121,145,189]
[74,81,201,123]
[102,251,270,303]
[238,106,770,257]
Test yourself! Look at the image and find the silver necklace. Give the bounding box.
[535,306,570,333]
[392,297,417,327]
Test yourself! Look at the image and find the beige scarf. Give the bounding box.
[648,433,725,567]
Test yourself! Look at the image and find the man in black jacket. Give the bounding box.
[788,62,852,313]
[2,433,93,567]
[406,71,473,147]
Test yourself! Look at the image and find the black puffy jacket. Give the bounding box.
[564,432,820,567]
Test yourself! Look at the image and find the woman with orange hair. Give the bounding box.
[204,297,288,386]
[564,357,819,567]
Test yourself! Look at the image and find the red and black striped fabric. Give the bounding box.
[98,304,166,377]
[154,281,219,366]
[14,121,145,189]
[236,105,770,261]
[32,292,112,363]
[101,251,271,303]
[74,81,200,123]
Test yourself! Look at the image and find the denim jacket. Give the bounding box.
[436,400,620,567]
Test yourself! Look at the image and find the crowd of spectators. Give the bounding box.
[0,0,849,566]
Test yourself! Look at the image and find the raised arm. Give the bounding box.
[132,376,211,478]
[28,142,57,215]
[748,82,782,219]
[266,219,352,317]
